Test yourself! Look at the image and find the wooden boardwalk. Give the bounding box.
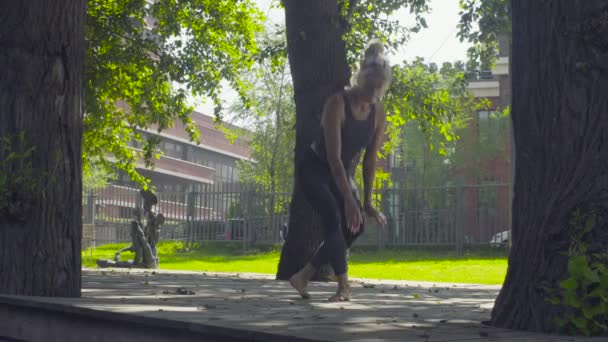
[1,269,602,341]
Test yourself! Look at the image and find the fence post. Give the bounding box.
[85,192,95,225]
[372,183,388,251]
[384,183,394,248]
[242,188,251,251]
[268,189,277,244]
[186,192,195,248]
[455,185,465,256]
[83,192,96,249]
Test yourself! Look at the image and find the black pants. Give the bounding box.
[298,157,364,275]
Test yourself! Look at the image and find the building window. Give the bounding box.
[163,140,185,159]
[221,164,228,179]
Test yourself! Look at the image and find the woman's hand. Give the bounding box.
[364,204,387,228]
[345,196,363,233]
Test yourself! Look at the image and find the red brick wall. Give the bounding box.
[454,96,512,242]
[148,111,252,160]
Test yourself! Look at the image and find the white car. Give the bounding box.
[490,230,510,247]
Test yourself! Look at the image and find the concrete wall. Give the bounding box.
[0,296,310,342]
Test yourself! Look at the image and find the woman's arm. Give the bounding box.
[322,94,356,203]
[322,94,362,231]
[362,104,387,209]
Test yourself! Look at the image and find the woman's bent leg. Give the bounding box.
[293,162,350,300]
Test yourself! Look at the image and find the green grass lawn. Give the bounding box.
[82,241,508,285]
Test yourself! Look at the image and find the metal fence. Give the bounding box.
[378,184,511,252]
[82,185,291,249]
[82,183,511,251]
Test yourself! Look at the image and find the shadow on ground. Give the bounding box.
[32,269,597,342]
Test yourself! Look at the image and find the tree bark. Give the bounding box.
[276,0,350,280]
[491,0,608,332]
[0,0,85,296]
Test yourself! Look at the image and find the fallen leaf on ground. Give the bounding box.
[177,287,196,295]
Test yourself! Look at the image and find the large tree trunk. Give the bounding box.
[491,0,608,332]
[276,0,350,280]
[0,0,85,296]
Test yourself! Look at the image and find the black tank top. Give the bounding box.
[309,93,376,171]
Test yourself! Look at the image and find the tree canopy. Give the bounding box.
[84,0,264,186]
[228,58,296,195]
[82,0,510,192]
[457,0,511,73]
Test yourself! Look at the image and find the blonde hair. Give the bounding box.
[351,39,392,99]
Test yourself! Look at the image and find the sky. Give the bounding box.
[190,0,471,116]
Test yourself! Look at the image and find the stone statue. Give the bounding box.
[96,189,164,269]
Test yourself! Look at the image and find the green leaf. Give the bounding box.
[560,277,579,290]
[585,268,600,283]
[563,292,582,308]
[568,255,589,279]
[572,316,589,331]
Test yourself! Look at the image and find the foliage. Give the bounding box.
[477,106,510,160]
[449,105,510,181]
[385,60,473,157]
[84,0,264,187]
[272,1,425,75]
[0,133,38,222]
[381,59,510,188]
[347,60,476,210]
[383,60,474,183]
[546,211,608,336]
[454,0,513,179]
[227,33,296,199]
[269,1,432,77]
[397,121,455,187]
[224,32,296,220]
[83,162,116,191]
[457,0,511,75]
[227,201,244,219]
[338,0,430,65]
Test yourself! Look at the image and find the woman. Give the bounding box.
[289,40,391,302]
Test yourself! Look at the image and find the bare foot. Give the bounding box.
[328,286,351,302]
[289,273,311,299]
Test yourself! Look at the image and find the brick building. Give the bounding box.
[87,112,254,229]
[383,38,513,246]
[455,37,512,243]
[113,111,253,193]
